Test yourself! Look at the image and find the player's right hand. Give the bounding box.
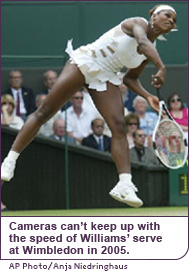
[151,67,166,89]
[146,95,160,113]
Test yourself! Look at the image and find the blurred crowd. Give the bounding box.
[1,69,188,155]
[1,69,188,211]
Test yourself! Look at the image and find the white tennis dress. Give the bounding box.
[66,17,154,91]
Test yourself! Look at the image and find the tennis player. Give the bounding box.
[1,4,177,207]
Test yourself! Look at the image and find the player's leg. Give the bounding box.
[88,82,143,207]
[89,82,129,173]
[1,62,85,181]
[12,62,85,153]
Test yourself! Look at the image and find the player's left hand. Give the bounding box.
[146,95,159,113]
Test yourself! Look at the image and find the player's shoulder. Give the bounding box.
[122,17,148,25]
[121,17,148,33]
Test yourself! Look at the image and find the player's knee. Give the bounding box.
[111,118,126,136]
[33,106,51,124]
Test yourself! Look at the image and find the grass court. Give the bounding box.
[1,206,188,217]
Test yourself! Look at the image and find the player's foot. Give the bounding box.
[109,180,143,208]
[1,158,16,182]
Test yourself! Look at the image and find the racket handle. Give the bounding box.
[156,88,163,101]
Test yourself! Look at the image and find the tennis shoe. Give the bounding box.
[1,158,16,182]
[109,180,143,208]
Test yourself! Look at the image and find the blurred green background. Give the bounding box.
[1,1,188,67]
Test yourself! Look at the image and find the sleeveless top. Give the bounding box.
[66,17,155,91]
[170,108,188,127]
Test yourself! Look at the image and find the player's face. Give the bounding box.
[154,11,176,33]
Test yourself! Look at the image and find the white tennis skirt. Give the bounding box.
[65,40,122,91]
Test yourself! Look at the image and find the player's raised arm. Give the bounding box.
[122,7,176,89]
[123,61,160,113]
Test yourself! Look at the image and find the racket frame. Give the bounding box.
[152,99,188,169]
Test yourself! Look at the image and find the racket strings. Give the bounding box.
[155,120,186,167]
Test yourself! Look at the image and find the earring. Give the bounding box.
[151,20,154,29]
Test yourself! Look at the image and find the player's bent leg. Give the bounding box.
[88,83,143,207]
[108,120,143,207]
[108,127,143,207]
[1,62,85,182]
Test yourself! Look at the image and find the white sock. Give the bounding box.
[119,173,132,183]
[7,150,20,161]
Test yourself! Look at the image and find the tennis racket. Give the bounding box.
[152,89,188,169]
